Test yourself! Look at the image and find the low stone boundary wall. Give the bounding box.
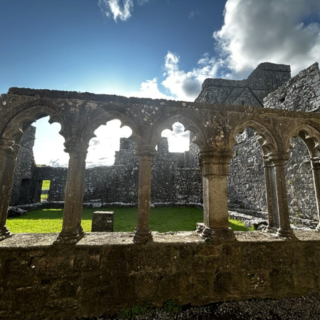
[0,231,320,319]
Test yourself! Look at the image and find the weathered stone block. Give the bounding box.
[91,211,114,232]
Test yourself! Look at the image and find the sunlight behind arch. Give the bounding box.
[86,119,132,167]
[161,122,190,153]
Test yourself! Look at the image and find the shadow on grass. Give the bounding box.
[7,207,252,233]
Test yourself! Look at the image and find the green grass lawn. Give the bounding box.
[6,207,252,233]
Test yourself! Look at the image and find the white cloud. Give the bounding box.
[131,52,219,101]
[130,78,172,100]
[98,0,149,22]
[161,52,219,101]
[161,123,190,153]
[86,120,132,167]
[214,0,320,77]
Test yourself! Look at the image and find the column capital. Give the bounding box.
[199,148,232,176]
[0,139,16,154]
[64,139,88,155]
[310,157,320,169]
[135,145,156,158]
[269,153,289,166]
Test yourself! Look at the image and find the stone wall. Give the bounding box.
[264,62,320,219]
[34,167,68,202]
[13,136,203,206]
[10,126,36,206]
[0,231,320,319]
[196,62,320,221]
[196,62,291,106]
[9,62,320,222]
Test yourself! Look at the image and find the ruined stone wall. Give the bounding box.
[0,231,320,319]
[195,62,320,220]
[264,63,320,219]
[9,63,320,220]
[10,126,36,206]
[196,62,292,215]
[196,62,291,106]
[22,137,203,206]
[228,136,266,211]
[34,167,68,202]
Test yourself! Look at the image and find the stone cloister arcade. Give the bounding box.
[1,88,320,244]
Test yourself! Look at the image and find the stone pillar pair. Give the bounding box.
[263,154,294,237]
[0,139,19,240]
[198,149,235,241]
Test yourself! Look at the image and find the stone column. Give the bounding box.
[56,140,88,244]
[133,146,155,244]
[0,140,19,240]
[270,154,294,238]
[263,157,279,232]
[310,157,320,232]
[199,149,235,241]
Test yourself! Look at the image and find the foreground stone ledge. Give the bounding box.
[1,231,320,319]
[2,230,320,248]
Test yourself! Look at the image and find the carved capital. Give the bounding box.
[311,157,320,169]
[269,153,289,166]
[263,155,273,168]
[136,145,156,158]
[0,139,16,154]
[199,148,232,176]
[64,139,88,155]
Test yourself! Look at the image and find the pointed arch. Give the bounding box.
[150,114,207,149]
[229,119,278,155]
[286,123,320,158]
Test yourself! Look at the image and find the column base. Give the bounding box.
[0,226,12,241]
[198,224,235,242]
[265,225,279,233]
[277,227,296,239]
[133,227,152,244]
[55,226,85,244]
[315,224,320,232]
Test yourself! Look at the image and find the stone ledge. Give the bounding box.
[1,230,320,249]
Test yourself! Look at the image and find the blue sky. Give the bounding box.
[0,0,320,167]
[0,0,226,97]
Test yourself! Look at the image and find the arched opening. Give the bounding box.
[3,109,66,234]
[228,121,277,231]
[148,121,202,232]
[82,119,140,232]
[286,127,320,229]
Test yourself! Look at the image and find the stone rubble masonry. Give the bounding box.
[0,231,320,319]
[7,62,320,224]
[10,126,36,205]
[196,62,291,106]
[197,62,320,221]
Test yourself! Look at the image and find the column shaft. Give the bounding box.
[272,157,294,237]
[0,144,18,240]
[263,160,279,232]
[311,158,320,232]
[199,150,235,241]
[134,153,153,244]
[57,144,87,243]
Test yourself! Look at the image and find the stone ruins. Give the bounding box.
[9,62,320,227]
[1,62,320,319]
